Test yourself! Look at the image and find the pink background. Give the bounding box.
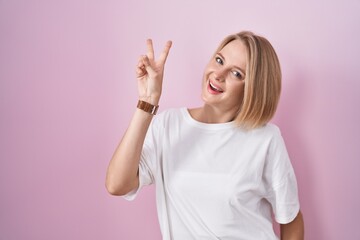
[1,0,359,239]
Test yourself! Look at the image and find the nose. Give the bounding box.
[214,69,226,82]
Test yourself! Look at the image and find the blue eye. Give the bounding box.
[215,57,223,65]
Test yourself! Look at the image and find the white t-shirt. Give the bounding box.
[124,108,300,240]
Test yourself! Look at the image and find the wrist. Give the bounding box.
[139,95,160,106]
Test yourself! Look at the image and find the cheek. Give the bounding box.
[229,82,245,103]
[201,73,208,87]
[230,81,245,94]
[202,65,214,84]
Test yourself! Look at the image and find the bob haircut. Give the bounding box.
[215,31,282,129]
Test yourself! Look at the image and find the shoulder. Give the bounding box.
[264,123,282,136]
[151,108,185,127]
[155,108,184,121]
[157,108,183,117]
[249,123,282,139]
[239,123,286,151]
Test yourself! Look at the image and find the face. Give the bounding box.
[201,39,247,112]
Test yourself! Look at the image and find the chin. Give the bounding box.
[201,92,219,106]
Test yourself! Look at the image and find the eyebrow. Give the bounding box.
[217,53,246,76]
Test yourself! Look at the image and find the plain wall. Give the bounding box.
[1,0,359,239]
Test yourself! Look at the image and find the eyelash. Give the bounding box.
[215,56,242,79]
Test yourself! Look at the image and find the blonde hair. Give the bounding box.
[215,31,282,129]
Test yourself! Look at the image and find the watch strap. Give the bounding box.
[137,100,159,115]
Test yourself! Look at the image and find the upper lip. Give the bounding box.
[209,80,224,92]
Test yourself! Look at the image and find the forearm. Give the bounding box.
[106,39,171,196]
[280,211,304,240]
[105,108,154,195]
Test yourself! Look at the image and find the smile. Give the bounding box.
[209,81,224,93]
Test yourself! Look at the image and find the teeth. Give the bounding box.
[210,82,223,92]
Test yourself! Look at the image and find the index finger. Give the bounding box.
[146,39,154,60]
[158,40,172,64]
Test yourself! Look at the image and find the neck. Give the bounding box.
[189,105,239,124]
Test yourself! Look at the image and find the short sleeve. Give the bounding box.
[263,127,300,224]
[122,117,162,201]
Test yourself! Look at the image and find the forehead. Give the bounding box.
[219,39,247,70]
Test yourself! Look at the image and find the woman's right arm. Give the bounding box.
[105,39,172,196]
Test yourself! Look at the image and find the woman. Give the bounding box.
[106,31,304,239]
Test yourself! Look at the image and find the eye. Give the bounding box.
[232,70,242,79]
[215,56,223,65]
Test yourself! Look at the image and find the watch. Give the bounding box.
[137,100,159,115]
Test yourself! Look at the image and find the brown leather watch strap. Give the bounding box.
[137,100,159,115]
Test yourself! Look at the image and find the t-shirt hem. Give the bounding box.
[275,204,300,224]
[121,187,139,201]
[121,174,144,201]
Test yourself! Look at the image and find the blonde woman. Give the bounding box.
[106,31,304,239]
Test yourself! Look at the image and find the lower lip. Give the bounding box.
[207,81,223,95]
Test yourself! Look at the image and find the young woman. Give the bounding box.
[106,31,304,239]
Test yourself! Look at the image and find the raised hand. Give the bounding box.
[136,39,172,105]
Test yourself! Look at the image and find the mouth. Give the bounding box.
[208,81,224,94]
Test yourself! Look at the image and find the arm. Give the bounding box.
[105,39,172,196]
[280,210,304,240]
